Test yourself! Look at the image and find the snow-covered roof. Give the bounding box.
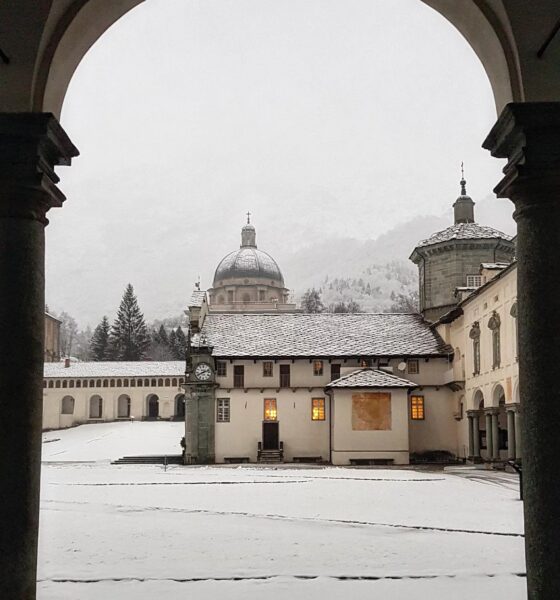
[480,262,511,270]
[44,361,185,378]
[189,290,207,308]
[201,313,451,358]
[327,368,416,388]
[415,223,513,249]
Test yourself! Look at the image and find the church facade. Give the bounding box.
[42,178,520,466]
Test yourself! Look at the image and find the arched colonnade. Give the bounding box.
[1,1,560,597]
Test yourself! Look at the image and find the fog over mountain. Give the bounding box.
[45,0,515,327]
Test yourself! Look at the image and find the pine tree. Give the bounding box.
[90,316,111,361]
[168,329,178,358]
[174,326,187,359]
[156,324,168,346]
[300,288,324,313]
[109,284,150,361]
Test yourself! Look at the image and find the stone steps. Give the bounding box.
[112,455,183,465]
[258,450,284,464]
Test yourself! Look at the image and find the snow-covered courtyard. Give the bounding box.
[38,422,526,599]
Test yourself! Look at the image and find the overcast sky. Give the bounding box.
[48,0,515,327]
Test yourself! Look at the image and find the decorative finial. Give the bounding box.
[460,162,467,196]
[195,277,200,291]
[246,211,251,224]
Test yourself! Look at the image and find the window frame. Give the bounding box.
[233,365,244,388]
[313,360,324,376]
[262,361,273,377]
[311,397,326,421]
[216,361,227,377]
[410,395,425,420]
[264,398,278,421]
[407,359,419,375]
[216,398,230,422]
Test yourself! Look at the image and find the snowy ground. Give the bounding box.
[38,423,526,599]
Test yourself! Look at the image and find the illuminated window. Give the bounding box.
[407,360,419,374]
[216,361,227,377]
[312,398,325,421]
[313,360,323,376]
[264,398,277,421]
[410,395,425,420]
[217,398,230,422]
[263,361,273,377]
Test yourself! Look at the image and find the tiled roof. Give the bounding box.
[202,313,451,358]
[44,361,185,378]
[480,262,511,270]
[189,290,207,307]
[415,223,513,248]
[327,368,416,388]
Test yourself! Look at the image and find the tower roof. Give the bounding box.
[414,223,513,249]
[212,218,284,286]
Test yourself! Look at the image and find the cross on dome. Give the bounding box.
[246,211,251,224]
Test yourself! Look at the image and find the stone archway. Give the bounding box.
[146,394,159,419]
[2,2,560,598]
[493,384,507,457]
[117,394,131,418]
[175,394,186,420]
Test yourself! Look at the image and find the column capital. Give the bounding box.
[506,402,521,413]
[0,113,79,224]
[484,407,500,416]
[483,102,560,210]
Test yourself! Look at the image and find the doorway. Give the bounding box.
[262,422,279,450]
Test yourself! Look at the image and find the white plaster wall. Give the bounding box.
[330,388,409,465]
[42,381,186,430]
[214,388,330,463]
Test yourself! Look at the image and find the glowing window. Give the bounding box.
[313,360,323,376]
[312,398,325,421]
[410,396,425,420]
[264,398,277,421]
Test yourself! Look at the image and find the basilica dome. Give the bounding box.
[212,222,284,286]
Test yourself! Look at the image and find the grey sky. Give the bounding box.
[48,0,514,326]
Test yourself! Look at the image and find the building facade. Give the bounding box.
[42,206,519,467]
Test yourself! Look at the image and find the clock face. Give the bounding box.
[194,363,213,381]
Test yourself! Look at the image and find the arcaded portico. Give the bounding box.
[2,2,560,598]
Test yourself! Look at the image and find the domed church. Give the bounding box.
[207,215,298,313]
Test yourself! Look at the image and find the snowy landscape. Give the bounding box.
[38,423,526,599]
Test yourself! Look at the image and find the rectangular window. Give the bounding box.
[312,398,325,421]
[227,290,234,302]
[407,359,419,374]
[263,361,273,377]
[410,395,425,420]
[279,364,290,388]
[313,360,323,376]
[466,274,482,288]
[264,398,277,421]
[233,365,244,388]
[217,398,230,422]
[259,290,265,302]
[216,361,227,377]
[330,363,341,381]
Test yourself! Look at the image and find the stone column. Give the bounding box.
[514,406,522,460]
[472,411,481,459]
[467,414,474,458]
[485,411,493,462]
[507,409,516,460]
[491,410,500,461]
[484,102,560,599]
[0,114,78,599]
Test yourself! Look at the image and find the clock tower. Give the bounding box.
[183,329,216,464]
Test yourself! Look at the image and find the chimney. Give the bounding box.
[64,358,71,368]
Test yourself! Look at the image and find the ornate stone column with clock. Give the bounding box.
[183,331,217,464]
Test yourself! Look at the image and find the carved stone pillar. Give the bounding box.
[485,410,493,461]
[472,411,481,459]
[491,410,500,460]
[0,114,78,599]
[507,408,516,460]
[514,405,522,460]
[467,414,474,458]
[484,102,560,599]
